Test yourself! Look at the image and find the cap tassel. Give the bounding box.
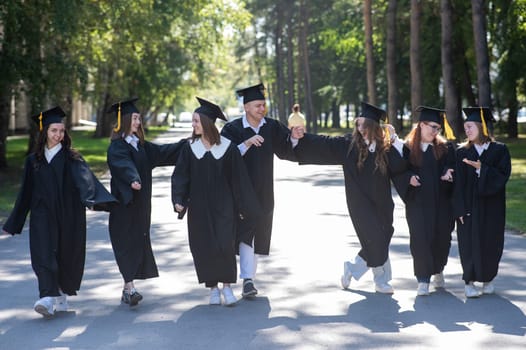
[114,103,121,132]
[479,107,488,136]
[384,114,391,143]
[442,113,455,140]
[38,112,43,131]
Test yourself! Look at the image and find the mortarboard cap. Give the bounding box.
[31,106,66,132]
[236,83,266,104]
[359,102,386,123]
[462,106,494,137]
[417,106,445,124]
[194,97,227,122]
[108,98,139,132]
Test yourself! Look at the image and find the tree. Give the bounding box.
[410,0,422,122]
[364,0,377,104]
[471,0,492,108]
[386,0,400,130]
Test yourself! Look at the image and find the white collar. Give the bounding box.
[421,143,432,152]
[474,142,490,155]
[242,114,266,133]
[45,143,62,163]
[364,139,376,152]
[190,136,231,159]
[125,134,139,150]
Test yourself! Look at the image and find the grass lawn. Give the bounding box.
[0,126,168,221]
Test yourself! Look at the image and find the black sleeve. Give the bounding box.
[3,157,33,235]
[294,133,347,165]
[146,138,188,168]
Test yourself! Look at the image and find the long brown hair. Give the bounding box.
[110,112,145,143]
[461,121,493,148]
[192,113,221,145]
[405,123,448,167]
[34,123,80,162]
[349,118,389,175]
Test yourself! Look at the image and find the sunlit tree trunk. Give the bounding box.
[410,0,422,123]
[364,0,376,104]
[299,0,315,133]
[471,0,491,107]
[386,0,400,130]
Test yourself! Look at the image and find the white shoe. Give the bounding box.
[465,283,482,298]
[375,282,394,294]
[482,282,495,294]
[341,261,352,289]
[55,294,68,312]
[432,273,445,288]
[34,297,55,317]
[222,286,238,306]
[417,283,430,296]
[209,288,221,305]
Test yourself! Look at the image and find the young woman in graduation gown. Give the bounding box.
[2,106,117,317]
[220,83,296,298]
[391,106,456,296]
[292,102,405,294]
[106,98,186,307]
[172,97,260,306]
[453,107,511,298]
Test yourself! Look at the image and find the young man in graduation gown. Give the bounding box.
[220,83,297,298]
[106,98,186,306]
[2,106,117,317]
[453,107,511,298]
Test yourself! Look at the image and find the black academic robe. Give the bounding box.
[3,149,116,298]
[220,117,296,255]
[392,142,456,279]
[294,133,405,267]
[171,137,260,285]
[452,142,511,283]
[107,138,186,282]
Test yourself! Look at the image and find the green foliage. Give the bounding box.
[505,137,526,233]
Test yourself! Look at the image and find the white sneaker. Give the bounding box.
[209,288,221,305]
[482,282,495,294]
[417,283,430,296]
[432,273,445,288]
[375,282,394,294]
[55,294,68,312]
[34,297,55,317]
[222,286,238,306]
[341,261,352,289]
[465,283,482,298]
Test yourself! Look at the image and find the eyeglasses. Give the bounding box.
[423,122,442,132]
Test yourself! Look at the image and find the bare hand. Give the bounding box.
[245,135,265,148]
[410,175,421,187]
[291,126,305,139]
[440,168,454,182]
[463,158,481,170]
[131,181,142,190]
[458,216,464,225]
[174,204,184,213]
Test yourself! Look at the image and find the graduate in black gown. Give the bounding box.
[2,106,116,317]
[391,106,456,296]
[292,102,404,294]
[453,107,511,298]
[106,98,186,307]
[220,83,296,298]
[172,97,260,306]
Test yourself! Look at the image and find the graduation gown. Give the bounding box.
[3,149,116,297]
[107,138,186,282]
[294,133,405,267]
[220,117,296,255]
[171,137,260,284]
[392,142,456,279]
[452,142,511,283]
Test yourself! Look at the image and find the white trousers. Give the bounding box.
[239,241,258,279]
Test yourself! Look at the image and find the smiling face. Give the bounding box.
[46,122,66,149]
[244,99,266,125]
[130,113,141,134]
[355,117,368,138]
[420,121,441,143]
[192,112,202,136]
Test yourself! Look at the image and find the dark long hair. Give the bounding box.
[34,123,80,162]
[405,122,448,167]
[191,113,220,145]
[110,112,146,144]
[349,118,389,175]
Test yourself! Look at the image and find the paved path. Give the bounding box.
[0,125,525,349]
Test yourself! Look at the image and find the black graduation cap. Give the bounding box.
[31,106,66,131]
[107,98,139,132]
[194,97,227,122]
[359,101,386,123]
[417,106,445,124]
[462,106,494,137]
[236,83,265,104]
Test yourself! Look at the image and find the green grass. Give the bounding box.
[0,126,168,221]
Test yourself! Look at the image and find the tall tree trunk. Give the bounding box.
[275,2,286,122]
[386,0,399,130]
[441,0,462,139]
[410,0,422,123]
[364,0,376,104]
[299,0,315,133]
[0,90,9,169]
[286,6,296,112]
[471,0,491,107]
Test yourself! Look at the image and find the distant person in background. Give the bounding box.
[288,103,306,129]
[392,106,456,296]
[172,97,260,306]
[2,106,116,317]
[453,107,511,298]
[220,83,297,299]
[106,98,186,307]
